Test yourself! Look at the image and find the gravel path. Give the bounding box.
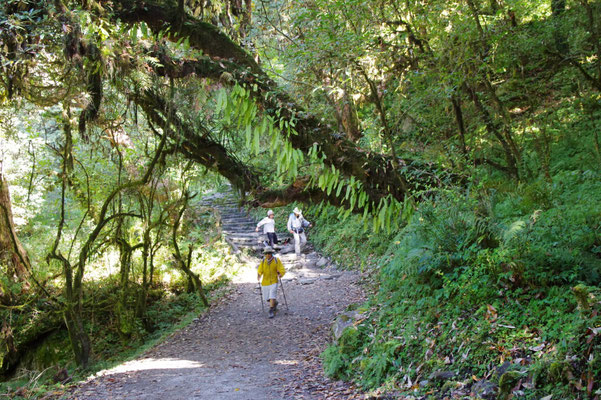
[66,195,365,400]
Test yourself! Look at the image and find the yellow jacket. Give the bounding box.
[258,256,285,286]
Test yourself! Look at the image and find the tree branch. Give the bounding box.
[111,0,456,205]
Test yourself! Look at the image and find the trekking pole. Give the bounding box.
[278,275,289,314]
[258,281,264,314]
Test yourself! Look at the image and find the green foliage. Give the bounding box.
[319,167,601,397]
[3,0,601,398]
[322,327,365,380]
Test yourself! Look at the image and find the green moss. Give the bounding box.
[572,284,590,311]
[547,360,571,384]
[498,371,522,399]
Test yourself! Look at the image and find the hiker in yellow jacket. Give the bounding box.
[257,246,286,318]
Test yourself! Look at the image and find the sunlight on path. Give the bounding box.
[232,263,259,284]
[95,358,204,376]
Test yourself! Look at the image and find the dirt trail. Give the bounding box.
[66,195,365,400]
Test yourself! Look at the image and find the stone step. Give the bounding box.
[222,230,257,236]
[222,225,257,231]
[228,239,293,248]
[225,232,261,238]
[214,204,241,209]
[278,252,319,262]
[201,200,237,205]
[217,207,246,218]
[221,218,255,224]
[216,204,240,209]
[221,218,254,224]
[216,211,244,216]
[226,231,292,239]
[228,237,262,244]
[222,224,256,230]
[221,222,257,232]
[219,212,247,218]
[227,237,294,246]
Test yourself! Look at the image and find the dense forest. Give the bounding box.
[1,0,601,398]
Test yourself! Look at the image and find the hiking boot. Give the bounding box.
[268,307,275,318]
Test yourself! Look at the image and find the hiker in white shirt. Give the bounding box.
[287,207,312,258]
[256,210,278,247]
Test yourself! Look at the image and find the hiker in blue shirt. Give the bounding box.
[286,207,311,259]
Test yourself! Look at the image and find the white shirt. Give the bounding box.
[287,213,310,231]
[257,217,275,233]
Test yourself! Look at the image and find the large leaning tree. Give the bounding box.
[2,0,452,212]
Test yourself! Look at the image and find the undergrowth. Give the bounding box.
[0,203,242,399]
[311,170,601,399]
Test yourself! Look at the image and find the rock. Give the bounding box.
[332,310,363,341]
[429,370,455,381]
[472,379,497,399]
[316,257,329,268]
[321,273,342,280]
[494,361,512,378]
[288,262,302,270]
[53,367,71,384]
[299,278,316,285]
[498,370,522,399]
[419,380,430,388]
[441,380,462,393]
[279,244,295,254]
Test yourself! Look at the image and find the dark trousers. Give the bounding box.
[266,232,278,246]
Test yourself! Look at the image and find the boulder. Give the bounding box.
[498,371,522,399]
[429,370,456,382]
[441,380,463,393]
[472,379,498,399]
[287,262,302,271]
[316,257,329,268]
[494,361,512,378]
[278,244,295,254]
[332,310,364,341]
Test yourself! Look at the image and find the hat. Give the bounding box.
[267,209,274,216]
[263,246,275,254]
[293,207,302,214]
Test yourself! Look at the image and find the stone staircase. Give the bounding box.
[200,189,343,285]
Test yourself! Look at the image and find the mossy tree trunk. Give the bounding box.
[0,171,31,304]
[172,193,209,307]
[48,109,168,366]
